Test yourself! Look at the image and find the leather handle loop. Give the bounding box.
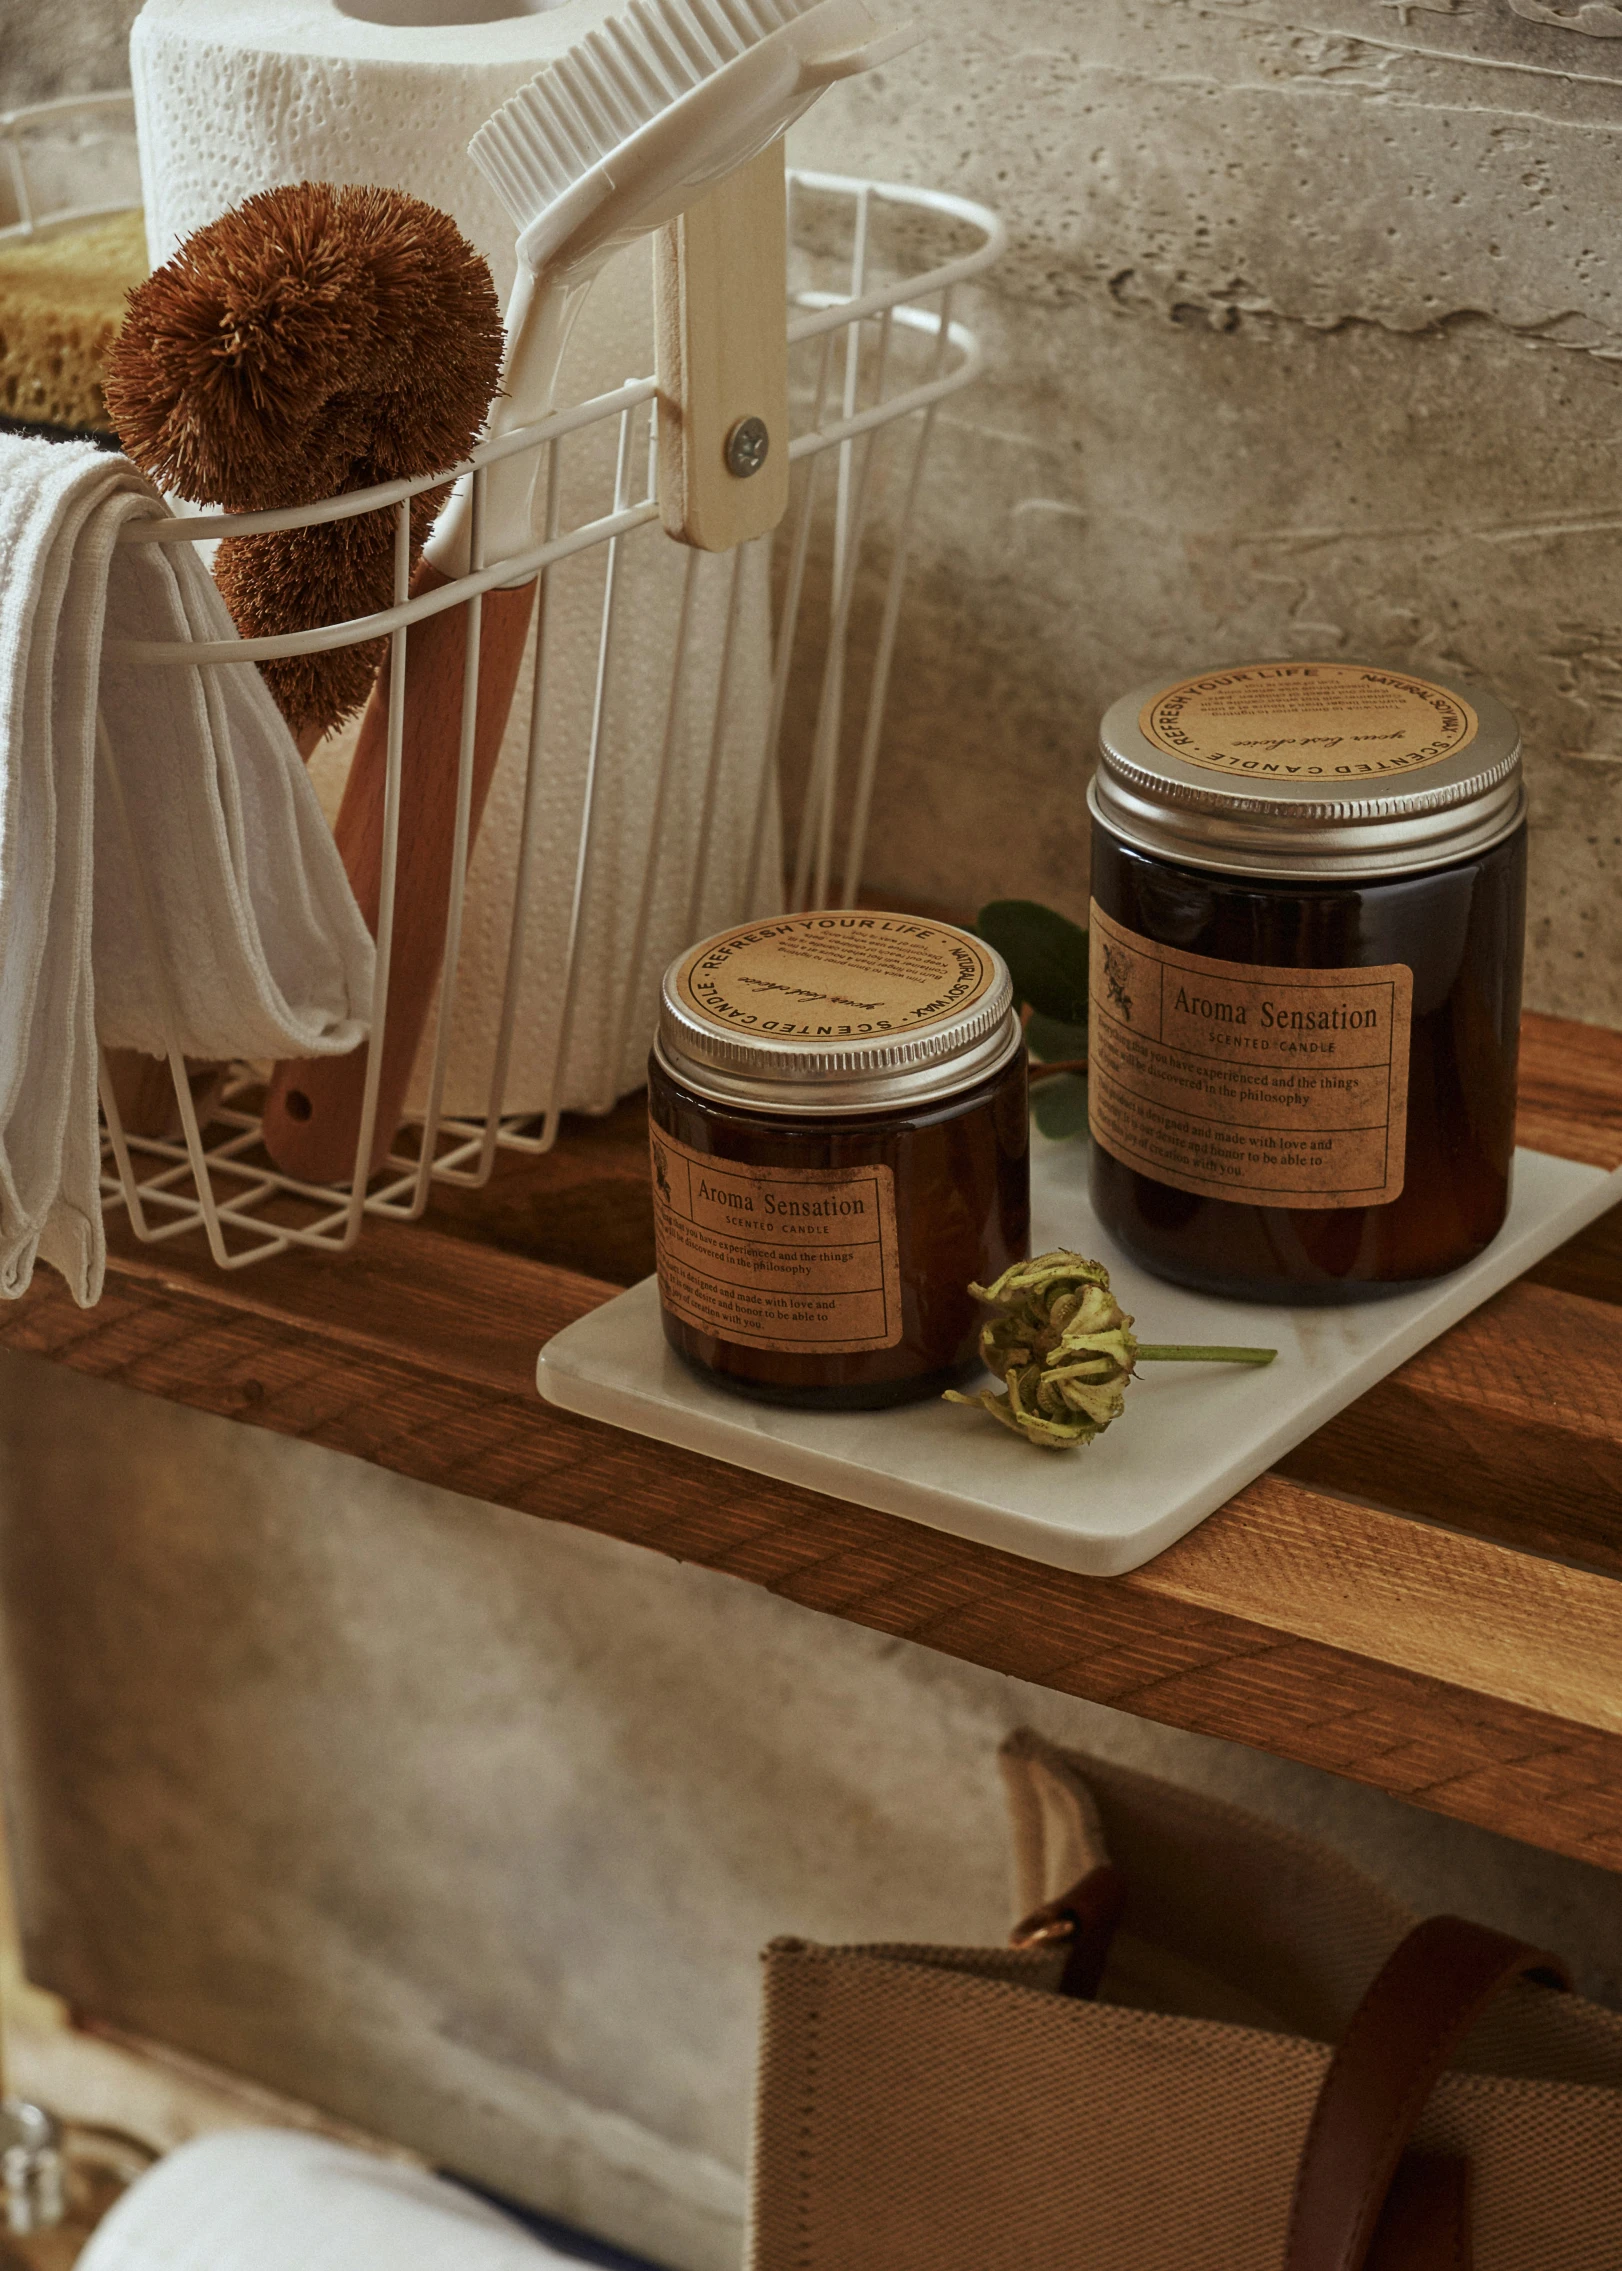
[1008,1862,1127,2001]
[1285,1916,1570,2271]
[1366,2154,1471,2271]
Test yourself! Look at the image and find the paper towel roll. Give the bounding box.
[79,2129,594,2270]
[131,0,780,1118]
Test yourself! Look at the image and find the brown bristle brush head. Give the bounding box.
[104,182,506,739]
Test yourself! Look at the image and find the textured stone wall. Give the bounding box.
[0,0,143,107]
[788,0,1622,1026]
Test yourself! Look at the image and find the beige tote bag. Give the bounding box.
[750,1732,1622,2271]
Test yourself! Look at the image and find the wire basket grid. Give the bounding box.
[21,106,1003,1271]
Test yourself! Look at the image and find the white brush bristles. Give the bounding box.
[471,0,821,231]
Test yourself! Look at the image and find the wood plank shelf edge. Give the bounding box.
[1,1007,1620,1872]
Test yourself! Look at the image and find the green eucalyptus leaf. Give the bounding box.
[1032,1072,1089,1142]
[976,900,1089,1025]
[1026,1011,1088,1065]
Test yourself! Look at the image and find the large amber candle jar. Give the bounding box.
[648,912,1029,1408]
[1087,662,1525,1303]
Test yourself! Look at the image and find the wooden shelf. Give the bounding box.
[5,1011,1622,1872]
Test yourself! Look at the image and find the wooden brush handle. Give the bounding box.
[102,1050,231,1144]
[261,565,536,1185]
[655,142,790,551]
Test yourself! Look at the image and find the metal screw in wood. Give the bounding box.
[725,415,770,477]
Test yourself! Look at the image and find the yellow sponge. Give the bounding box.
[0,209,148,433]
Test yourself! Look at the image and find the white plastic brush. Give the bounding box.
[440,0,920,573]
[262,0,920,1184]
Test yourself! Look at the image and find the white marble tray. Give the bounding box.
[537,1142,1622,1575]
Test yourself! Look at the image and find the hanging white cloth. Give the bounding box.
[0,433,373,1306]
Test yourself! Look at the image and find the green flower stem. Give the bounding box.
[1135,1344,1277,1365]
[1027,1057,1088,1083]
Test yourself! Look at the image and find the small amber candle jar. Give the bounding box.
[648,912,1029,1408]
[1087,661,1525,1303]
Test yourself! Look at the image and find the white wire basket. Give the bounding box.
[5,94,1004,1273]
[0,91,142,244]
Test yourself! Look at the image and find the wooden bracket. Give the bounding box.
[655,142,791,552]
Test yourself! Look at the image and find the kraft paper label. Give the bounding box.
[677,914,997,1042]
[1087,903,1412,1211]
[651,1127,904,1353]
[1138,662,1477,781]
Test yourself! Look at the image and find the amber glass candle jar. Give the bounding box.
[648,912,1029,1408]
[1087,661,1525,1303]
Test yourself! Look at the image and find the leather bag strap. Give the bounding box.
[1285,1915,1570,2271]
[1008,1862,1127,2001]
[1365,2155,1470,2271]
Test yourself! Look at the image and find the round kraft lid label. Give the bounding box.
[1138,662,1479,781]
[677,914,998,1041]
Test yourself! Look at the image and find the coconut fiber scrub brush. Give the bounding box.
[103,182,505,744]
[97,183,502,1143]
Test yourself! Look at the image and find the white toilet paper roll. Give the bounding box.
[131,0,780,1118]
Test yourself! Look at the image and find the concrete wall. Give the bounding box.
[6,6,1622,2269]
[0,0,140,107]
[784,0,1622,1025]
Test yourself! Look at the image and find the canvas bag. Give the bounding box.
[750,1731,1622,2270]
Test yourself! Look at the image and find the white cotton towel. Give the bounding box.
[79,2130,596,2271]
[0,434,375,1307]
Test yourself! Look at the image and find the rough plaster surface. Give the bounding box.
[783,0,1622,1027]
[2,1354,1621,2271]
[0,0,143,107]
[5,7,1622,2266]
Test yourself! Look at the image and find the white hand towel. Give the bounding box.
[0,434,374,1307]
[79,2130,598,2271]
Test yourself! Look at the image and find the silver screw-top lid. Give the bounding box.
[657,911,1020,1114]
[1090,660,1524,879]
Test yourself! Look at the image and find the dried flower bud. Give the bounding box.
[944,1251,1139,1450]
[945,1249,1276,1450]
